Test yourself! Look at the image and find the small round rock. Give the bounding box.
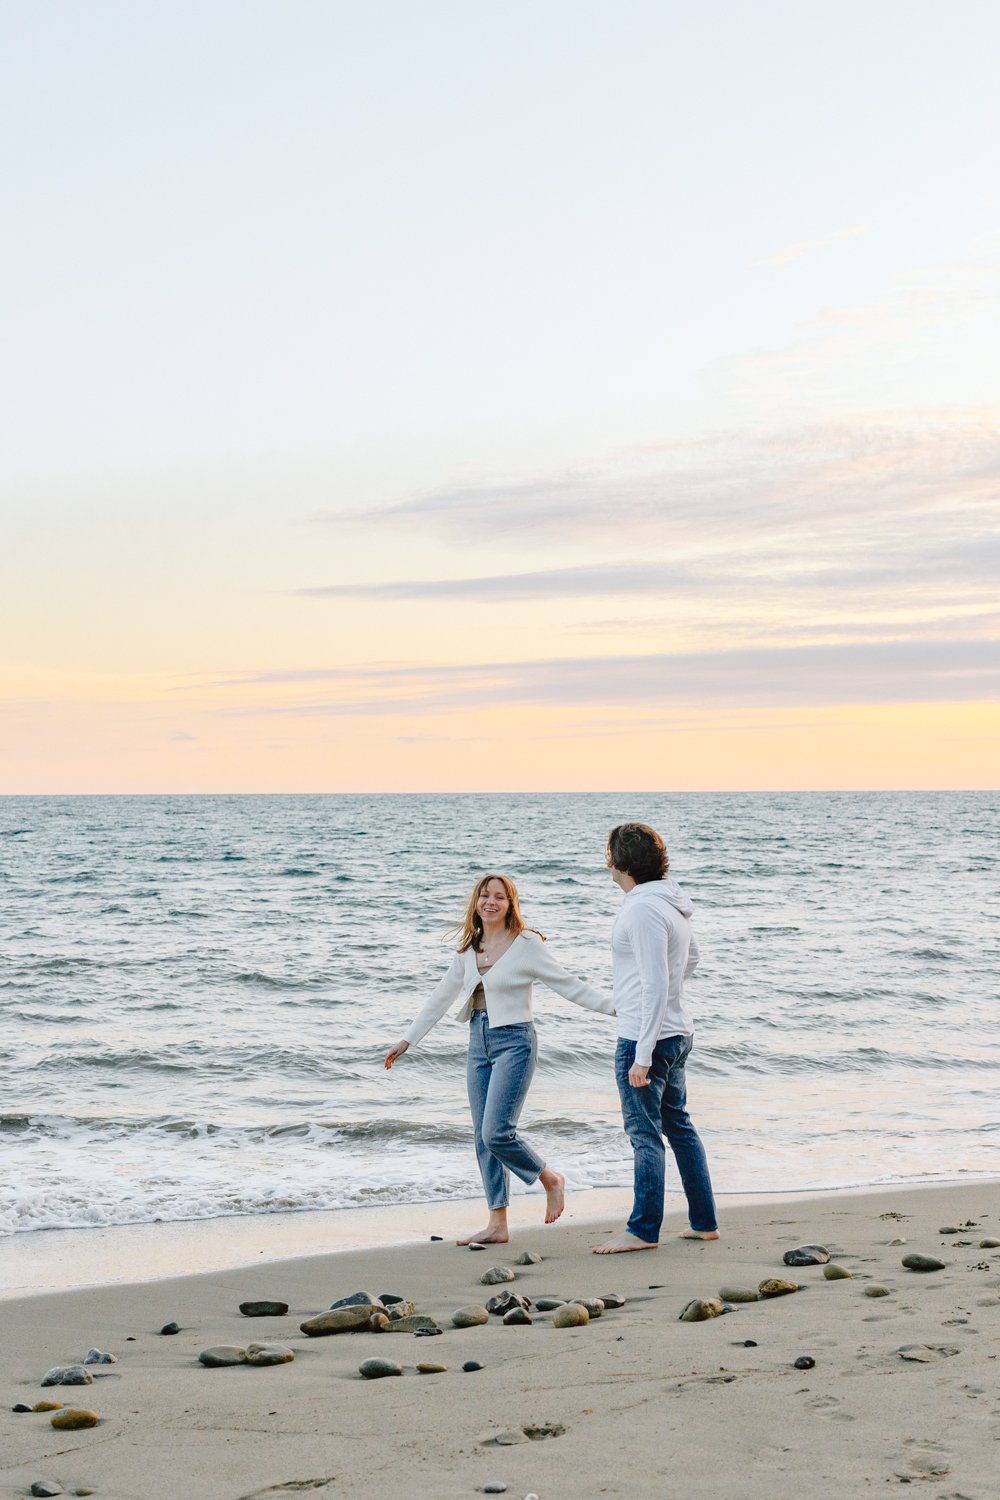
[502,1306,532,1325]
[160,1321,181,1335]
[823,1264,853,1280]
[480,1265,517,1286]
[758,1278,799,1298]
[462,1360,484,1372]
[553,1302,589,1328]
[600,1293,627,1309]
[978,1237,1000,1249]
[240,1300,289,1317]
[358,1358,403,1379]
[30,1483,64,1497]
[793,1355,816,1370]
[864,1285,891,1297]
[50,1409,100,1430]
[718,1286,758,1303]
[416,1362,448,1374]
[452,1304,490,1328]
[901,1254,945,1272]
[514,1250,542,1265]
[483,1486,508,1495]
[678,1298,725,1322]
[12,1402,32,1412]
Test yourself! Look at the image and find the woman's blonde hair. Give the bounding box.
[455,873,544,952]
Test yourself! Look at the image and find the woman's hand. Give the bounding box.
[384,1040,410,1069]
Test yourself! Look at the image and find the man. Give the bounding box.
[593,822,719,1254]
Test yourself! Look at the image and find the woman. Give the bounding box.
[385,873,614,1245]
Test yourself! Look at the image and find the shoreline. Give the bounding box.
[2,1175,996,1301]
[3,1179,999,1499]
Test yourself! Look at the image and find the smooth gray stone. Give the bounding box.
[599,1293,627,1309]
[782,1244,830,1266]
[901,1253,946,1272]
[502,1306,532,1325]
[678,1298,726,1322]
[938,1226,959,1234]
[486,1290,531,1316]
[452,1304,490,1328]
[533,1297,565,1311]
[160,1321,180,1335]
[823,1264,853,1280]
[864,1285,892,1297]
[329,1292,385,1311]
[30,1483,64,1497]
[300,1306,373,1335]
[198,1346,247,1367]
[240,1300,289,1317]
[571,1298,604,1318]
[718,1286,759,1303]
[480,1266,517,1285]
[83,1348,117,1364]
[244,1342,295,1366]
[978,1238,1000,1249]
[514,1251,542,1265]
[359,1357,403,1379]
[41,1366,93,1387]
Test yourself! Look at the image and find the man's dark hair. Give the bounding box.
[606,823,668,884]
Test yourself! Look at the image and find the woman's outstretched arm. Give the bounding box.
[527,937,615,1015]
[385,949,467,1066]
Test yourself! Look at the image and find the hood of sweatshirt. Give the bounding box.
[629,876,694,918]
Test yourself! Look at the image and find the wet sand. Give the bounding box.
[3,1181,999,1499]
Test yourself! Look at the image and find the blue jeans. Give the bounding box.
[467,1012,545,1209]
[615,1034,718,1242]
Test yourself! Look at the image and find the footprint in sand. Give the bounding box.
[805,1394,854,1421]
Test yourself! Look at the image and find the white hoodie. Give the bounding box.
[611,877,700,1066]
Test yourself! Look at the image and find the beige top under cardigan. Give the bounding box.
[402,931,614,1046]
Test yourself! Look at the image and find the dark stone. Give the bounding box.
[938,1226,959,1234]
[13,1403,32,1412]
[514,1251,542,1265]
[793,1355,816,1370]
[483,1486,509,1494]
[359,1357,403,1379]
[901,1253,946,1272]
[160,1322,180,1335]
[502,1306,532,1325]
[599,1293,627,1309]
[378,1293,406,1306]
[739,1340,758,1347]
[240,1300,289,1317]
[413,1326,444,1337]
[486,1290,531,1316]
[782,1245,830,1266]
[462,1360,484,1371]
[533,1297,565,1311]
[329,1292,384,1312]
[430,1235,443,1241]
[30,1481,64,1496]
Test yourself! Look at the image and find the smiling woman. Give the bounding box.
[384,871,616,1245]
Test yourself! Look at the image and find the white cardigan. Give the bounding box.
[403,931,614,1046]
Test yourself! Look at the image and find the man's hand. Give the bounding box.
[628,1061,650,1088]
[385,1040,410,1069]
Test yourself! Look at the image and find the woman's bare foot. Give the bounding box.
[592,1231,658,1254]
[539,1168,565,1224]
[456,1227,509,1246]
[457,1209,509,1246]
[678,1228,721,1240]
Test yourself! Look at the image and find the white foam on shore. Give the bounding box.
[4,1177,994,1302]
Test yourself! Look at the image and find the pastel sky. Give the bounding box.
[3,0,998,792]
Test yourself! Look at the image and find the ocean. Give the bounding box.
[1,792,997,1240]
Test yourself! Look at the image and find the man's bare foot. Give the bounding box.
[541,1170,565,1224]
[678,1228,721,1240]
[592,1231,658,1254]
[456,1227,509,1246]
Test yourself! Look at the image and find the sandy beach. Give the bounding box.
[3,1181,999,1500]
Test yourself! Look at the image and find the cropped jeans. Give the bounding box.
[467,1011,545,1209]
[615,1033,718,1243]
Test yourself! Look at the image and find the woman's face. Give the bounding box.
[477,878,510,925]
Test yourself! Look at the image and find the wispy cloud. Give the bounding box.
[215,638,998,718]
[756,224,870,267]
